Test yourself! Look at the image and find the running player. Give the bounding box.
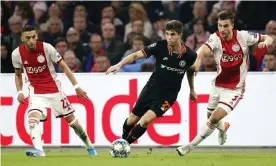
[176,10,273,156]
[106,20,197,145]
[12,25,97,157]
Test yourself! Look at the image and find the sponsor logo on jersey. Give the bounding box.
[232,43,240,52]
[163,57,168,60]
[37,53,45,63]
[221,54,243,62]
[148,43,156,48]
[161,64,185,74]
[26,65,47,74]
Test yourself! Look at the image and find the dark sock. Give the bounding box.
[122,119,135,139]
[126,124,147,144]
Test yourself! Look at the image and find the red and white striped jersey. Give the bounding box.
[205,30,261,89]
[12,41,62,94]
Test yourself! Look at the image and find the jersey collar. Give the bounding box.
[167,41,186,58]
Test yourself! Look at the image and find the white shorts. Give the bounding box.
[27,91,75,121]
[207,86,245,114]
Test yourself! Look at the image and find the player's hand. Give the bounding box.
[257,42,266,49]
[106,65,121,75]
[17,93,25,104]
[191,60,201,76]
[75,88,90,102]
[189,90,197,103]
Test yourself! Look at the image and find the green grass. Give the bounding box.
[2,150,276,166]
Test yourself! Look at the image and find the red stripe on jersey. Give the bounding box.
[19,42,59,94]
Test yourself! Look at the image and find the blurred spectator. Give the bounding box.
[4,15,22,50]
[199,53,216,72]
[265,20,276,36]
[1,40,13,73]
[1,1,14,36]
[56,1,76,34]
[66,27,89,67]
[73,15,91,45]
[151,12,170,43]
[141,62,155,72]
[183,1,208,41]
[54,37,68,57]
[101,22,124,65]
[207,5,220,33]
[14,2,38,27]
[33,2,48,24]
[48,3,61,18]
[163,1,180,20]
[185,18,210,51]
[43,17,64,46]
[111,0,129,24]
[94,55,111,72]
[84,34,106,72]
[101,5,123,26]
[124,19,150,50]
[62,50,81,73]
[120,36,155,72]
[142,1,164,23]
[124,3,153,42]
[262,54,276,72]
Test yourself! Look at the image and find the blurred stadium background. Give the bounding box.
[1,1,276,166]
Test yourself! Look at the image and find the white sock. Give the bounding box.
[190,121,215,146]
[29,118,44,152]
[69,119,93,149]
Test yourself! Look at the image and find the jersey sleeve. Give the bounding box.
[44,42,62,64]
[204,33,219,51]
[240,30,261,46]
[142,41,159,58]
[11,48,22,69]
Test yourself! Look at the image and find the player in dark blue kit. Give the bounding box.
[106,20,197,145]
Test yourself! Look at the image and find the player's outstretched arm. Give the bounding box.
[14,68,25,104]
[58,60,89,101]
[106,50,145,75]
[258,35,273,48]
[191,44,212,74]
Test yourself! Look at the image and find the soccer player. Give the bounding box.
[176,11,273,156]
[106,20,197,145]
[12,25,97,157]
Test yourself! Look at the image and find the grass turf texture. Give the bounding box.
[2,148,276,166]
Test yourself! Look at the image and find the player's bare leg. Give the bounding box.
[64,113,97,156]
[126,110,157,144]
[122,113,140,139]
[177,107,228,156]
[25,111,45,157]
[207,109,230,145]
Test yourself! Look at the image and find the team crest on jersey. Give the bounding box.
[37,53,45,63]
[179,60,186,67]
[232,43,240,52]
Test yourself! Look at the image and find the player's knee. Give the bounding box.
[140,117,152,128]
[209,108,227,124]
[127,113,140,125]
[63,113,75,123]
[28,111,41,119]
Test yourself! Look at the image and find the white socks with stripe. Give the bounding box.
[29,118,44,152]
[190,121,215,146]
[69,118,93,149]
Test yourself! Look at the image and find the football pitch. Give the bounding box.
[2,147,276,166]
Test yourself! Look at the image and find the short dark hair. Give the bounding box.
[54,37,68,47]
[165,20,183,34]
[21,25,36,34]
[217,10,235,23]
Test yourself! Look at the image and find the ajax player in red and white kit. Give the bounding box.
[177,11,273,156]
[12,25,97,157]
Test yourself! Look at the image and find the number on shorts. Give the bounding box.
[161,100,170,112]
[60,98,70,109]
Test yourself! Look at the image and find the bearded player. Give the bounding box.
[12,25,97,157]
[177,11,273,156]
